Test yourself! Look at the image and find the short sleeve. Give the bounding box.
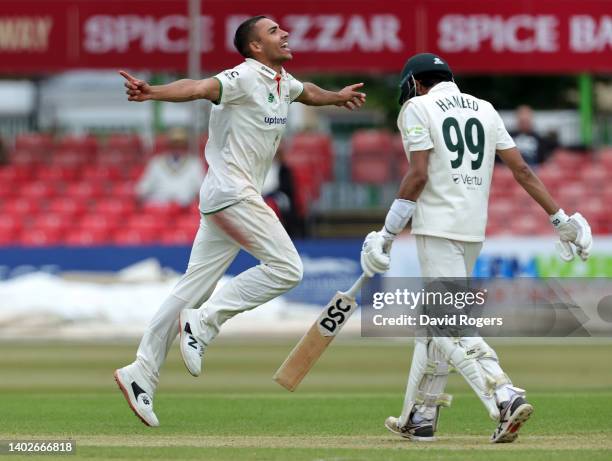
[213,67,248,105]
[288,74,304,102]
[400,102,434,152]
[494,111,516,150]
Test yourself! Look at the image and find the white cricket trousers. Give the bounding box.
[136,196,303,387]
[415,234,481,278]
[410,235,515,416]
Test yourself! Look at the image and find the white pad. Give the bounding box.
[398,338,452,429]
[433,336,511,421]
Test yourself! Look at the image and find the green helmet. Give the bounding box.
[398,53,453,105]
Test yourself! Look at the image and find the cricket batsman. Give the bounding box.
[359,53,592,443]
[114,16,366,427]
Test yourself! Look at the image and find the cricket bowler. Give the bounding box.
[359,53,592,443]
[114,15,366,427]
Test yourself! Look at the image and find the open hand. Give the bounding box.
[336,83,366,111]
[119,70,152,102]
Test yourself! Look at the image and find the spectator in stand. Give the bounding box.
[262,142,301,237]
[509,105,555,166]
[136,128,204,207]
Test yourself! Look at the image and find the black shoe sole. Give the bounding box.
[492,403,533,443]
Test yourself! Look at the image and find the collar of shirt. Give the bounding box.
[245,58,287,80]
[427,81,460,95]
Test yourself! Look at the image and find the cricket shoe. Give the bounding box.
[491,395,534,443]
[114,364,159,427]
[179,308,205,377]
[384,416,435,441]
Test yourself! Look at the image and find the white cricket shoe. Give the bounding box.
[114,364,159,427]
[178,308,205,377]
[384,416,435,441]
[491,395,534,443]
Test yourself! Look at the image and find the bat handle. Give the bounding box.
[343,273,368,299]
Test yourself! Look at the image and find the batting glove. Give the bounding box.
[550,209,593,262]
[360,231,392,277]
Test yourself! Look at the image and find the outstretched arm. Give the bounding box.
[296,82,366,110]
[497,147,558,214]
[119,70,221,103]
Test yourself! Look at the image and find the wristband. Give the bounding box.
[550,209,569,228]
[383,199,416,238]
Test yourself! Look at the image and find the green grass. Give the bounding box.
[1,339,611,460]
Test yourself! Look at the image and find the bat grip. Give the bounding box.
[343,273,367,299]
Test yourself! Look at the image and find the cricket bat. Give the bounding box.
[273,274,367,391]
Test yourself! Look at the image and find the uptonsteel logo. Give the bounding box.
[264,116,287,125]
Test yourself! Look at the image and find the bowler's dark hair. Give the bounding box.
[234,15,267,58]
[415,71,453,88]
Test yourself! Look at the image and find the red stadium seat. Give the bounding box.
[106,133,143,154]
[580,163,608,189]
[1,197,41,216]
[47,197,87,218]
[79,214,121,233]
[81,165,124,181]
[125,214,164,234]
[53,150,90,168]
[0,181,16,199]
[10,149,46,166]
[536,165,564,189]
[160,228,196,244]
[598,149,612,171]
[15,133,53,153]
[65,182,106,200]
[511,216,540,235]
[95,198,136,218]
[141,202,183,218]
[175,213,200,230]
[557,183,588,209]
[392,134,409,179]
[352,156,391,184]
[0,229,17,245]
[550,150,587,173]
[19,182,58,200]
[108,181,135,199]
[113,228,156,244]
[351,130,394,184]
[0,215,22,236]
[18,228,63,246]
[491,166,515,190]
[0,164,36,182]
[36,165,80,182]
[127,164,145,181]
[352,129,393,154]
[64,228,110,245]
[96,149,139,167]
[56,134,98,156]
[290,133,334,181]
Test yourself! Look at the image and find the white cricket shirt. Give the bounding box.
[398,82,515,242]
[199,58,304,214]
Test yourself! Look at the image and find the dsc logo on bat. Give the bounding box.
[317,294,357,337]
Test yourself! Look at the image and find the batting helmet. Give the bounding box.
[398,53,453,105]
